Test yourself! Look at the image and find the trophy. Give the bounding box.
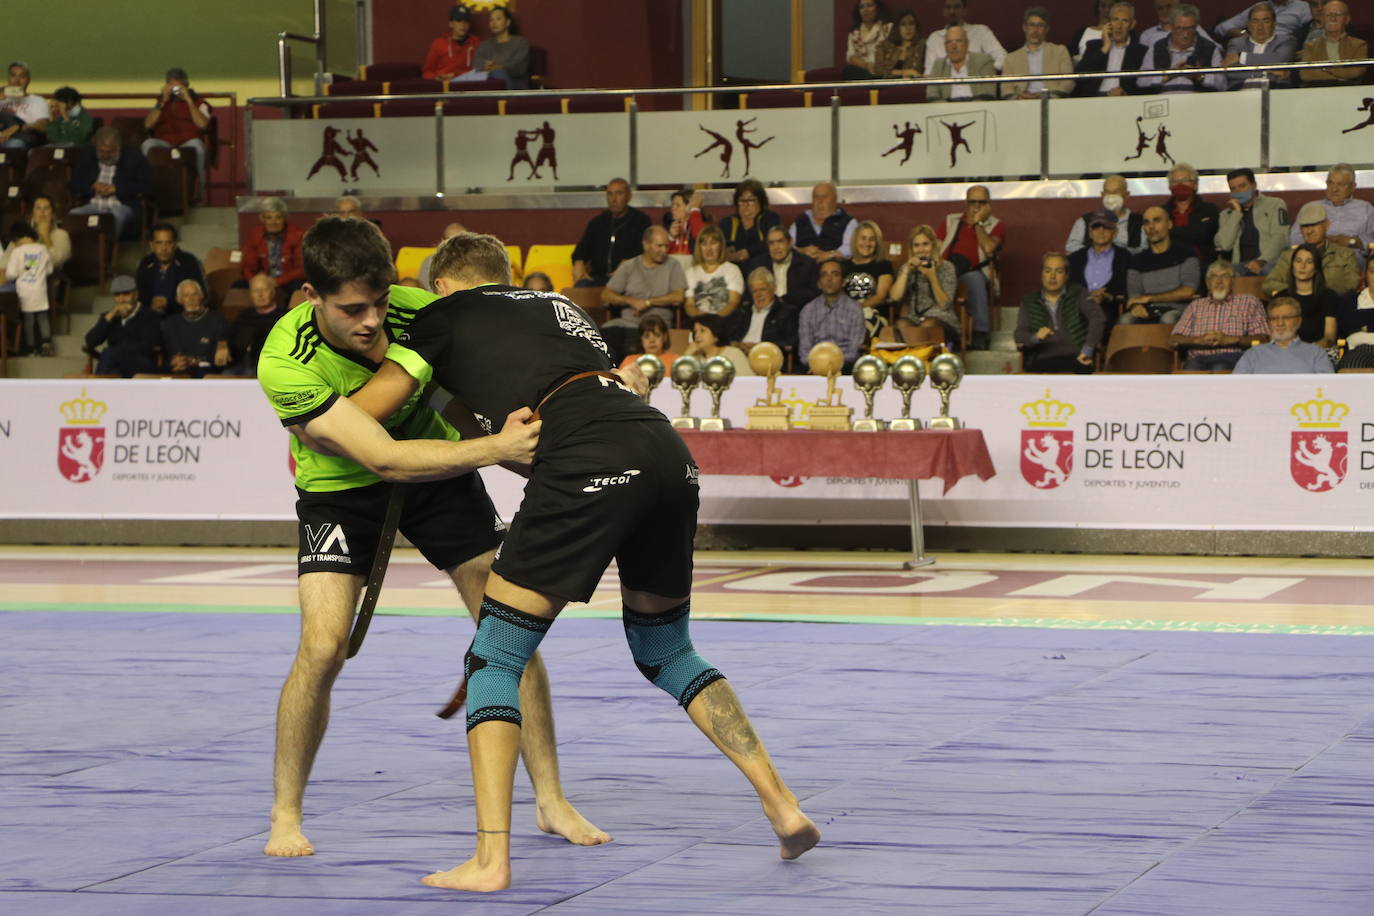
[927,353,965,429]
[669,355,703,429]
[807,342,853,431]
[745,342,791,430]
[699,355,735,431]
[850,355,889,432]
[634,353,665,406]
[888,354,925,430]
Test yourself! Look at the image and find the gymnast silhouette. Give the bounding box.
[735,118,774,176]
[694,126,734,178]
[1343,98,1374,134]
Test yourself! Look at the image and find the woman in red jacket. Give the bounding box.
[241,197,305,295]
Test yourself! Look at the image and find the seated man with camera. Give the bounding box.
[142,67,212,200]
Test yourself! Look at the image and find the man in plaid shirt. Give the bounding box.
[1169,260,1270,371]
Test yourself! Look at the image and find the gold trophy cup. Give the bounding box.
[669,355,703,429]
[850,355,889,432]
[699,355,735,431]
[888,354,926,430]
[927,353,965,429]
[745,342,791,430]
[634,353,665,406]
[807,341,853,431]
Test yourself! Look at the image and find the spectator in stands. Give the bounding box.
[665,188,706,256]
[925,1,1007,73]
[937,184,1002,350]
[5,221,54,355]
[1068,209,1131,328]
[0,62,48,149]
[136,223,206,316]
[1120,205,1199,324]
[1068,0,1116,60]
[1139,0,1178,48]
[791,182,857,264]
[85,275,161,376]
[730,267,800,357]
[601,225,686,357]
[684,225,744,318]
[844,0,894,80]
[333,196,363,219]
[1075,2,1146,96]
[418,221,466,290]
[926,26,998,101]
[841,220,894,341]
[423,5,480,81]
[683,312,753,377]
[1015,251,1103,373]
[1169,260,1270,369]
[573,177,651,287]
[1067,175,1144,253]
[799,260,866,372]
[1294,0,1324,46]
[242,197,305,295]
[142,67,212,198]
[1221,2,1298,88]
[751,225,820,308]
[1267,243,1340,345]
[20,196,70,270]
[721,180,778,266]
[45,87,94,147]
[1215,167,1288,277]
[1296,0,1366,85]
[874,8,925,78]
[523,271,553,292]
[1334,259,1374,369]
[1138,4,1225,92]
[226,273,286,376]
[1265,202,1360,297]
[69,127,153,241]
[618,314,679,370]
[1002,7,1075,98]
[890,224,960,345]
[1232,297,1333,372]
[1163,162,1218,268]
[1287,165,1373,263]
[161,279,228,376]
[1216,0,1310,43]
[472,5,529,89]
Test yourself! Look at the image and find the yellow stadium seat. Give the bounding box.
[524,243,576,291]
[395,246,436,284]
[505,245,524,283]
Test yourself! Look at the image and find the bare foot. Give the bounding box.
[264,818,315,857]
[420,856,511,892]
[536,798,612,846]
[766,801,820,860]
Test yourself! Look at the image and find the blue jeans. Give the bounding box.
[1183,351,1243,371]
[1117,307,1182,325]
[69,200,138,240]
[958,269,989,333]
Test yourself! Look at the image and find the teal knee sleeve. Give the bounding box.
[623,601,724,707]
[465,596,550,732]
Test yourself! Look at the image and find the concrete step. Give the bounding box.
[179,223,239,257]
[181,206,238,230]
[963,349,1020,375]
[5,351,88,378]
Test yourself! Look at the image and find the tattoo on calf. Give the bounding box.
[704,682,760,755]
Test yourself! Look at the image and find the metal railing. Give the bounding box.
[277,0,328,97]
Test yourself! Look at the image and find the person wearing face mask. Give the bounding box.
[1214,167,1288,277]
[1067,175,1144,255]
[1232,297,1333,373]
[1162,162,1218,268]
[1169,259,1269,370]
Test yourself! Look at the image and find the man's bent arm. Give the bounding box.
[350,358,421,422]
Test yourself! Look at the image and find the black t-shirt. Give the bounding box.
[1289,288,1338,343]
[389,284,663,437]
[840,258,893,304]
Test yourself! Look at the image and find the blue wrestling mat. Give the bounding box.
[1,611,1371,914]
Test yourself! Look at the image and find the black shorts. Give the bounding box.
[492,418,699,603]
[296,473,505,576]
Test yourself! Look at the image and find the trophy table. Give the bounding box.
[806,342,853,431]
[745,342,791,430]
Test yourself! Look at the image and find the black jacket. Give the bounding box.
[727,299,799,355]
[1068,243,1131,326]
[746,250,820,309]
[69,146,153,206]
[571,207,652,286]
[1164,197,1220,270]
[135,249,206,314]
[1074,38,1147,96]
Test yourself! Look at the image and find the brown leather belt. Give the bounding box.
[530,370,621,421]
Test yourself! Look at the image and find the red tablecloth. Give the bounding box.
[678,428,996,494]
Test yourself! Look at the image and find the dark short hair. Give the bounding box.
[732,178,769,211]
[523,270,553,291]
[8,221,36,243]
[851,0,892,29]
[1226,167,1257,185]
[302,217,398,296]
[165,67,189,83]
[1024,5,1050,23]
[150,221,178,241]
[691,312,733,346]
[639,313,670,340]
[884,9,922,45]
[53,86,81,107]
[429,231,512,290]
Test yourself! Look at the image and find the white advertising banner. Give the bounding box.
[253,117,436,196]
[2,376,1371,531]
[444,113,630,191]
[1269,85,1374,170]
[839,100,1041,183]
[1047,91,1263,177]
[636,109,831,185]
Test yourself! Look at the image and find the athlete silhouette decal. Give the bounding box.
[942,119,975,168]
[510,121,559,181]
[346,130,380,181]
[694,126,734,178]
[307,126,349,181]
[734,118,774,175]
[882,121,922,166]
[693,120,775,178]
[1343,97,1374,134]
[307,126,382,183]
[1124,114,1174,165]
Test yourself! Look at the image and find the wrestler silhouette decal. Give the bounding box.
[509,121,558,181]
[694,119,775,178]
[307,126,382,183]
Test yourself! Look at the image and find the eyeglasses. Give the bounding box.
[737,196,759,204]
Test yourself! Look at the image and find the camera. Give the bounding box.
[919,257,933,268]
[171,86,183,96]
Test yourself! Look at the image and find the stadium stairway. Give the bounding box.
[961,304,1022,375]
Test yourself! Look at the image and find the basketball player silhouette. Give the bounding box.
[1124,116,1154,161]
